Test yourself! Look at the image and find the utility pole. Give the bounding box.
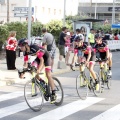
[28,0,32,42]
[63,0,66,27]
[112,0,115,24]
[7,0,9,23]
[95,0,97,19]
[90,0,92,17]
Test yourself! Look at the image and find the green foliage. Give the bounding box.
[45,20,72,44]
[93,23,111,32]
[31,22,43,36]
[5,22,28,40]
[0,25,9,42]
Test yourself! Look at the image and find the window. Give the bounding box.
[11,4,16,12]
[59,9,61,15]
[42,7,45,13]
[54,9,56,15]
[48,8,50,14]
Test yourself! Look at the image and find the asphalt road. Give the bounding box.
[0,51,120,120]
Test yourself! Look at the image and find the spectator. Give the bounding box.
[58,27,67,61]
[88,28,95,47]
[114,33,119,40]
[117,32,120,40]
[6,31,17,70]
[42,28,56,72]
[65,32,71,65]
[104,31,110,40]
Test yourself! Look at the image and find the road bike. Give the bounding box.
[18,63,64,112]
[70,62,101,100]
[96,58,112,90]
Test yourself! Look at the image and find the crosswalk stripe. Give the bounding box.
[29,97,105,120]
[90,104,120,120]
[0,94,66,119]
[0,91,24,102]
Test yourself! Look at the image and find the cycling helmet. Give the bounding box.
[18,38,28,46]
[74,35,83,42]
[95,34,103,39]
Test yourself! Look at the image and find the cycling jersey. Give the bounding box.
[94,41,109,60]
[94,42,109,53]
[74,42,96,62]
[25,45,51,70]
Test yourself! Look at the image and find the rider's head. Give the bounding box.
[18,38,29,52]
[74,35,83,47]
[95,34,102,44]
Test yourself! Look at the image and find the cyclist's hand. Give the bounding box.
[37,69,40,74]
[85,61,89,66]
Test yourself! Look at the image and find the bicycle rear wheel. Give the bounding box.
[24,79,44,112]
[52,77,64,106]
[76,74,88,100]
[91,72,101,96]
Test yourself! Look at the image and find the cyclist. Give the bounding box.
[94,34,112,76]
[18,39,56,104]
[70,36,99,90]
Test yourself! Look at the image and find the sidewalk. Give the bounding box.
[0,48,73,86]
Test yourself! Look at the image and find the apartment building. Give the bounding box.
[78,0,120,24]
[0,0,78,24]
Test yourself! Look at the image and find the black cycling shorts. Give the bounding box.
[84,51,96,61]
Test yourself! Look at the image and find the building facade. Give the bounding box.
[78,0,120,24]
[0,0,79,24]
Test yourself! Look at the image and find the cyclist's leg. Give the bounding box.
[44,57,56,103]
[108,52,112,75]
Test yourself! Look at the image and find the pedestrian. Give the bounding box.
[6,31,17,70]
[58,27,67,61]
[88,28,95,47]
[42,28,56,72]
[65,32,71,65]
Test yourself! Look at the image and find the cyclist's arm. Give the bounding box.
[86,47,91,62]
[71,49,78,65]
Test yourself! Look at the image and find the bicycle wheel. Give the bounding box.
[91,72,101,96]
[24,79,44,112]
[107,75,112,89]
[52,77,64,106]
[76,73,88,100]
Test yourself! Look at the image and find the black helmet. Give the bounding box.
[74,35,83,42]
[18,38,28,46]
[95,34,102,39]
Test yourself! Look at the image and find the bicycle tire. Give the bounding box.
[107,75,112,89]
[52,77,64,106]
[76,73,88,100]
[24,80,44,112]
[91,72,101,96]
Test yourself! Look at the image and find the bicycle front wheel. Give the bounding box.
[92,72,101,96]
[76,74,88,100]
[52,77,64,106]
[24,80,44,112]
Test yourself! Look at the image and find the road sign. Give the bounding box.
[0,0,5,4]
[14,7,34,14]
[14,13,28,17]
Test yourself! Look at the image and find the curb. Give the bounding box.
[0,69,72,87]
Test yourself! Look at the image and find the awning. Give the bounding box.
[73,18,104,22]
[111,24,120,28]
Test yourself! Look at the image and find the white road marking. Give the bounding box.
[0,91,24,102]
[90,104,120,120]
[0,94,65,119]
[29,97,104,120]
